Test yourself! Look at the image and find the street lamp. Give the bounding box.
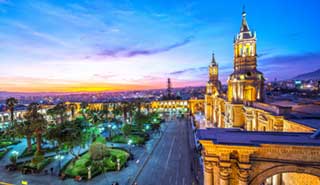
[108,124,112,139]
[128,139,133,153]
[10,150,19,165]
[55,154,65,175]
[11,150,19,156]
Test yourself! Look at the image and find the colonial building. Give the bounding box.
[204,9,317,133]
[205,53,221,127]
[201,9,320,185]
[228,9,264,103]
[198,128,320,185]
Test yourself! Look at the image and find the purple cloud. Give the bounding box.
[97,36,194,58]
[169,66,207,75]
[125,36,194,57]
[98,47,128,57]
[259,52,320,80]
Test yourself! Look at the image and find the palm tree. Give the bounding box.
[15,121,33,152]
[24,103,47,152]
[47,107,58,124]
[145,102,151,113]
[102,103,109,122]
[68,103,77,120]
[80,102,88,119]
[128,102,136,124]
[47,103,67,124]
[5,97,18,127]
[55,102,67,123]
[121,102,129,124]
[135,98,144,114]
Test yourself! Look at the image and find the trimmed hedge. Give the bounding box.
[63,148,129,179]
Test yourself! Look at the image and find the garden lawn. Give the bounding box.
[18,157,54,171]
[63,148,129,178]
[111,134,145,145]
[20,144,58,158]
[0,140,20,148]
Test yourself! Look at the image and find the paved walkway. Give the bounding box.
[0,139,27,166]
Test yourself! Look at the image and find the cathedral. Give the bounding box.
[204,9,315,132]
[201,9,320,185]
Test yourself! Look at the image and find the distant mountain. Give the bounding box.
[292,68,320,80]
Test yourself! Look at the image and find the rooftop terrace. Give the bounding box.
[197,128,320,147]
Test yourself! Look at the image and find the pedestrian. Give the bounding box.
[50,167,54,175]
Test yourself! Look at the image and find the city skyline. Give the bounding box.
[1,0,320,92]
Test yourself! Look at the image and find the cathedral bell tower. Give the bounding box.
[227,9,264,103]
[205,52,220,126]
[206,52,220,96]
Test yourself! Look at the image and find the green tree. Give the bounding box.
[80,102,88,119]
[47,107,58,124]
[15,120,33,152]
[5,97,18,127]
[102,103,109,122]
[24,103,47,152]
[122,124,132,137]
[47,102,67,124]
[134,112,149,130]
[134,98,144,114]
[48,118,89,160]
[89,143,110,172]
[68,103,77,120]
[56,102,67,123]
[89,143,109,161]
[112,104,122,118]
[121,102,134,124]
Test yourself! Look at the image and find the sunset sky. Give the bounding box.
[0,0,320,92]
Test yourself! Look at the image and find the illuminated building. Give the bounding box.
[204,8,318,132]
[205,53,221,127]
[198,128,320,185]
[228,9,264,103]
[200,8,320,185]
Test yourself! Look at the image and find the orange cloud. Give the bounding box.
[0,76,204,93]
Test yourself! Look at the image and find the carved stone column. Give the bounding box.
[219,166,231,185]
[213,103,217,127]
[238,168,250,185]
[204,162,213,185]
[218,104,222,128]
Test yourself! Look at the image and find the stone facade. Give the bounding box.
[201,8,320,185]
[200,140,320,185]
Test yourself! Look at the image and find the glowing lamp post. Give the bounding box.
[11,150,19,156]
[128,139,133,153]
[55,154,65,175]
[10,150,19,165]
[117,158,120,171]
[108,124,112,139]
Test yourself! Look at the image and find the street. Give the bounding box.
[135,118,197,185]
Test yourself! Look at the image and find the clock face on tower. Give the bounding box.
[213,67,217,75]
[209,67,217,76]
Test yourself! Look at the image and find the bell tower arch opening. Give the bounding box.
[244,86,256,102]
